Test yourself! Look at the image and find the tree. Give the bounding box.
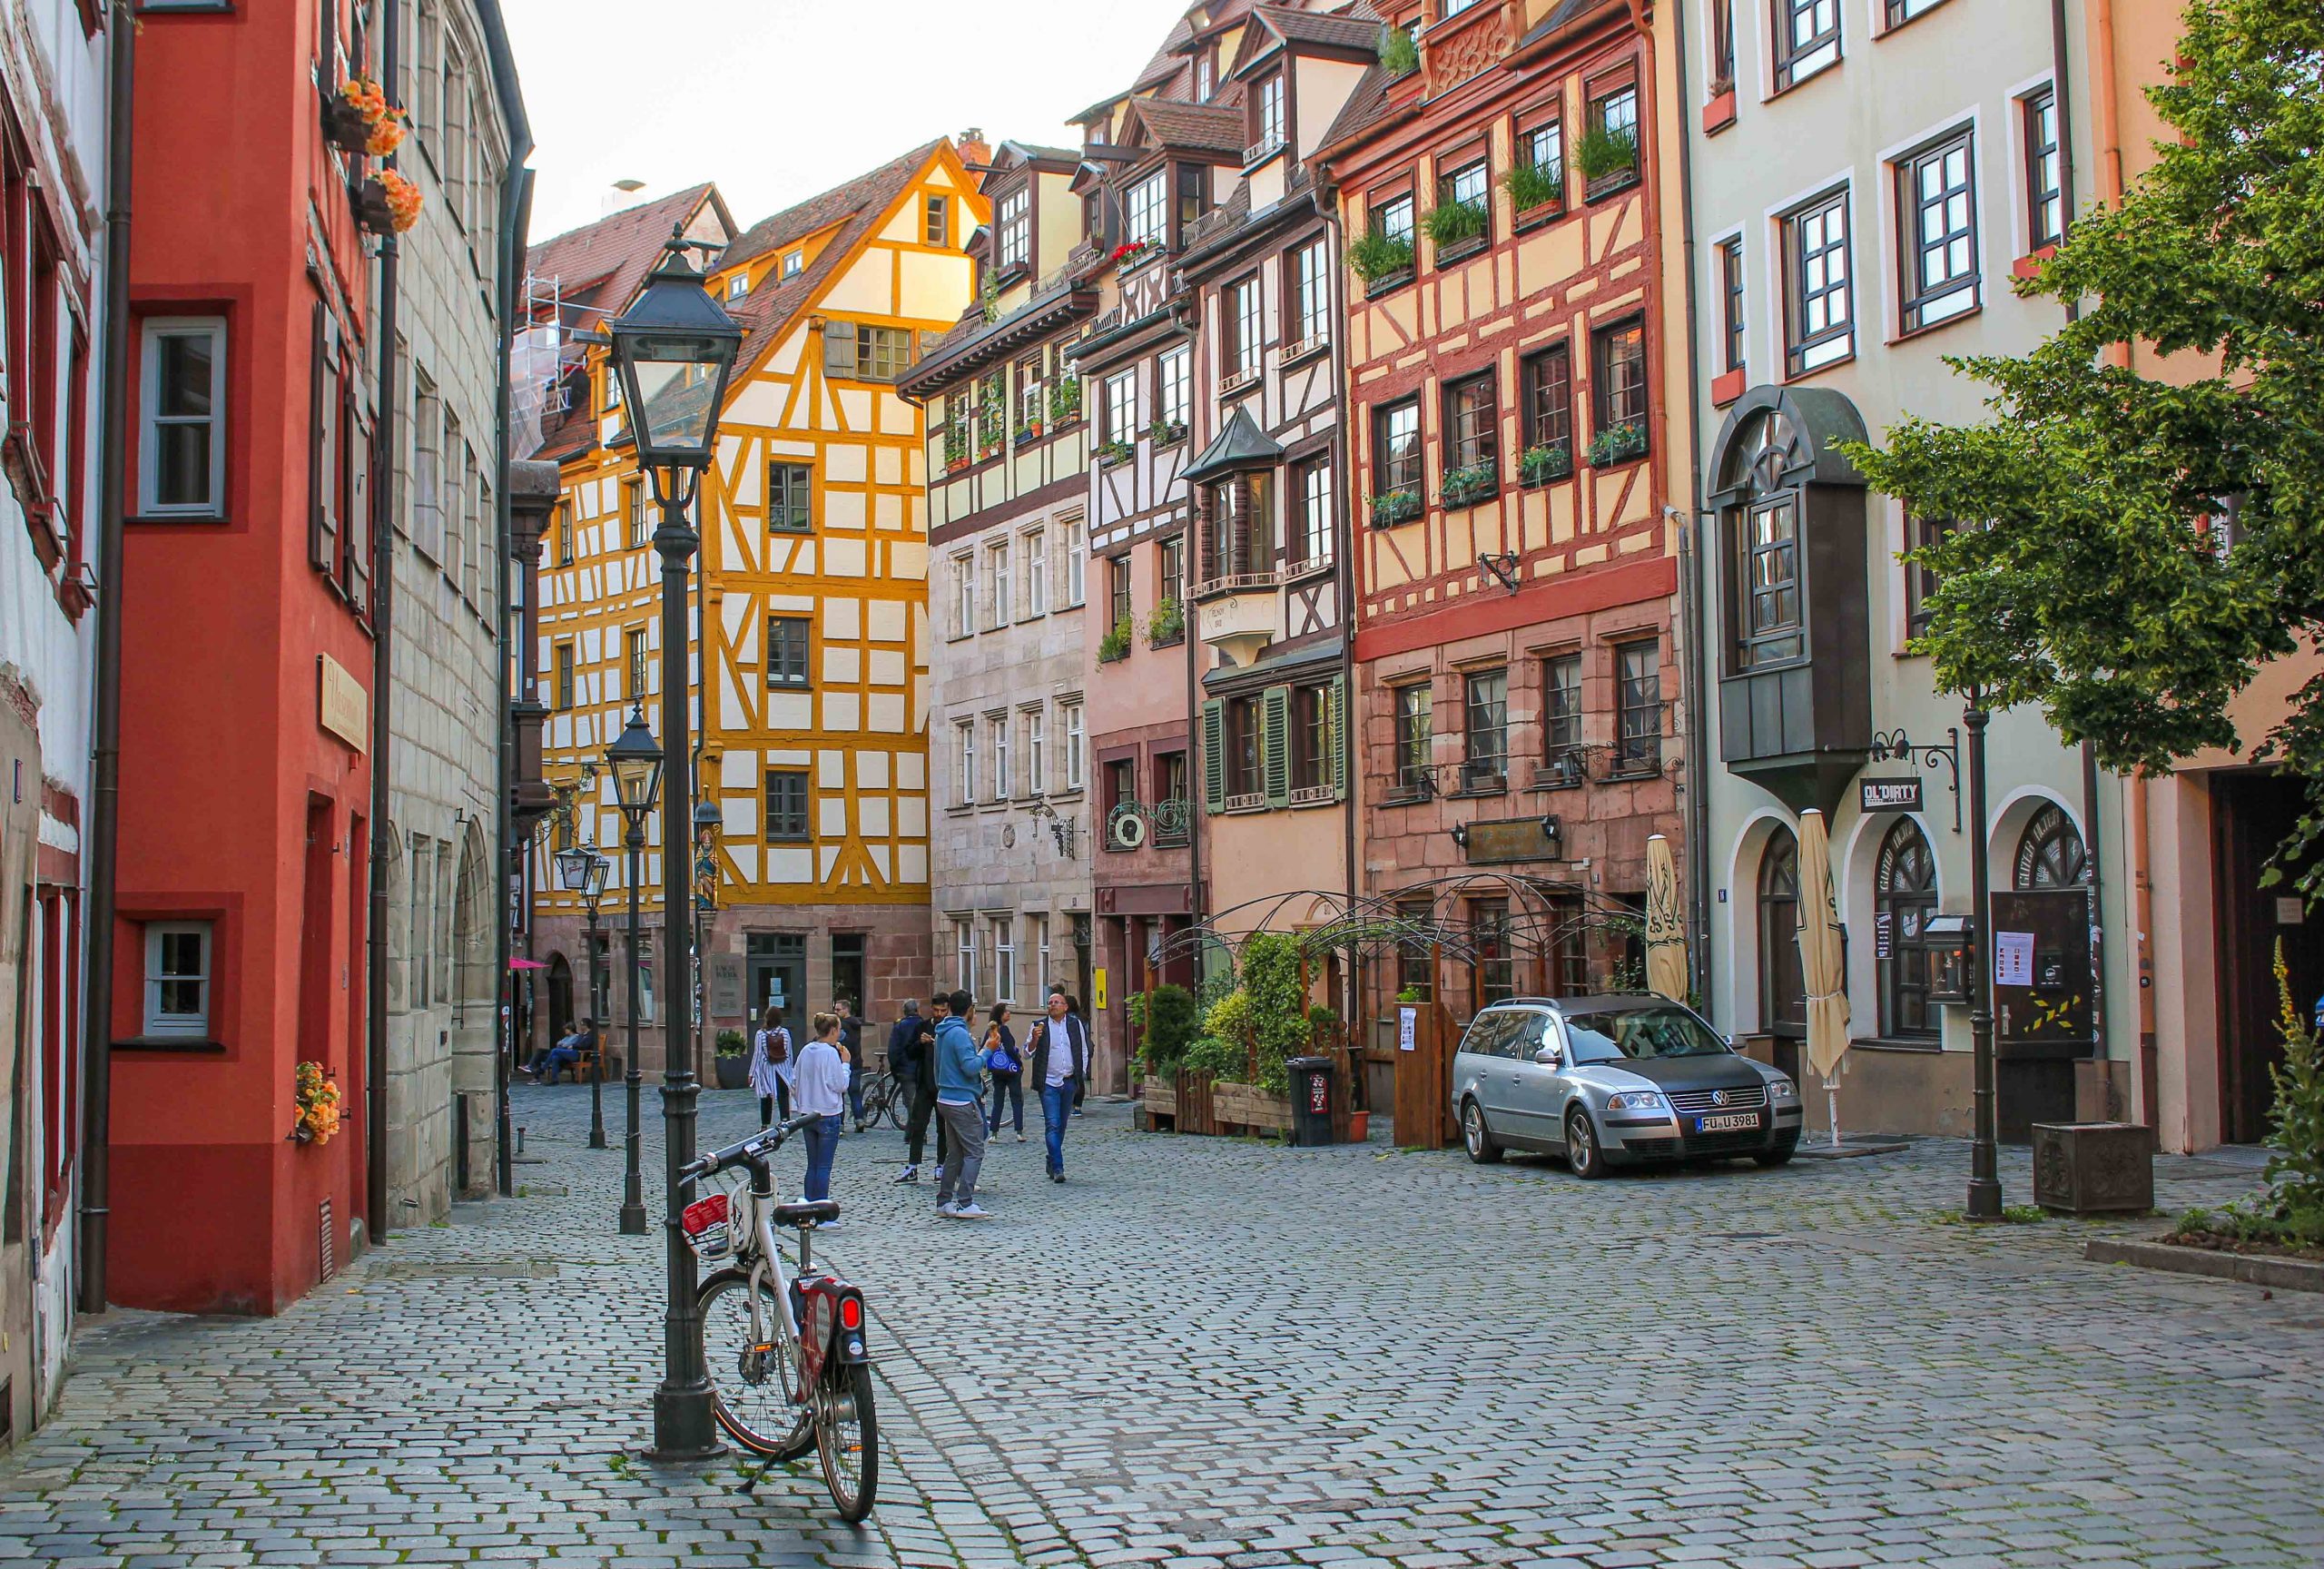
[1844,0,2324,879]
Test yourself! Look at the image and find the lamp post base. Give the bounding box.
[591,1129,609,1150]
[647,1386,724,1463]
[1965,1177,2004,1219]
[619,1202,650,1235]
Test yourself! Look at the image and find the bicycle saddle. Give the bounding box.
[772,1200,841,1228]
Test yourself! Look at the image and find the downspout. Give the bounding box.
[1320,182,1363,1085]
[76,0,137,1316]
[1669,0,1713,1007]
[497,164,537,1199]
[364,0,403,1245]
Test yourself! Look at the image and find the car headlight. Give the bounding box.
[1767,1078,1797,1100]
[1606,1090,1670,1112]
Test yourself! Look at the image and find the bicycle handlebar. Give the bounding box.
[681,1110,822,1182]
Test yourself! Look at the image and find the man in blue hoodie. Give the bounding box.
[932,989,990,1219]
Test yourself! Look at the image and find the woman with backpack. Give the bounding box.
[752,1004,794,1128]
[982,1002,1025,1140]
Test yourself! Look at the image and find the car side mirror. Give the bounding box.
[1534,1045,1561,1067]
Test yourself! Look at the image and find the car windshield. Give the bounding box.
[1562,1006,1729,1063]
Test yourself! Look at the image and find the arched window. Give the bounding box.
[1758,827,1805,1035]
[2014,804,2089,889]
[1876,818,1939,1040]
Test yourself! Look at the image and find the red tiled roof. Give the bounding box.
[1122,97,1248,158]
[1243,3,1386,59]
[526,183,726,319]
[724,139,947,270]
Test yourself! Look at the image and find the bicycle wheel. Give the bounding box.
[817,1361,879,1523]
[697,1270,813,1460]
[881,1076,910,1130]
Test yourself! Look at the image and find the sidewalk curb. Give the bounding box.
[2084,1237,2324,1294]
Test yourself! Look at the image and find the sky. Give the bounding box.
[503,0,1181,246]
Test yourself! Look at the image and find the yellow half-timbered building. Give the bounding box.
[527,143,983,1061]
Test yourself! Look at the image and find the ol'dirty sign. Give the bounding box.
[1859,776,1922,814]
[319,654,369,753]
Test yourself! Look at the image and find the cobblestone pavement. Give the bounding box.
[2,1084,2319,1568]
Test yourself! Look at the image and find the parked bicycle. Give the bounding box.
[855,1051,911,1130]
[680,1113,879,1522]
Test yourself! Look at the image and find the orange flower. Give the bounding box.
[379,170,424,232]
[366,118,407,158]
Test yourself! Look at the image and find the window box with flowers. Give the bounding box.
[1147,597,1185,648]
[1502,162,1563,228]
[1147,418,1187,446]
[327,75,408,157]
[1576,124,1639,200]
[1520,441,1573,486]
[1369,488,1422,528]
[1347,228,1416,295]
[1424,200,1490,262]
[1098,615,1135,663]
[356,170,424,235]
[290,1061,343,1146]
[1095,438,1136,467]
[1438,462,1499,508]
[1049,376,1083,425]
[1111,239,1159,271]
[1586,421,1649,468]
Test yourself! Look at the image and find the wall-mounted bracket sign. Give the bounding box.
[1452,815,1563,865]
[1858,776,1923,814]
[1865,727,1962,832]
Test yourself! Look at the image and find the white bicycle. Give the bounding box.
[680,1113,879,1522]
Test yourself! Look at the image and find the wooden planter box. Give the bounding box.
[1141,1075,1177,1128]
[1211,1080,1292,1133]
[2032,1121,2155,1214]
[1177,1072,1218,1136]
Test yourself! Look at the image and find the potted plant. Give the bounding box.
[1095,437,1136,466]
[357,168,424,235]
[1346,227,1416,290]
[1377,23,1419,78]
[1520,440,1573,485]
[1576,123,1639,192]
[1109,238,1156,266]
[1395,986,1429,1004]
[1015,420,1043,447]
[1369,488,1422,528]
[1587,421,1649,467]
[290,1061,342,1146]
[1440,461,1498,507]
[1098,615,1134,663]
[944,420,970,471]
[1423,198,1488,256]
[1049,376,1083,425]
[1147,417,1187,445]
[714,1029,752,1090]
[1501,161,1563,222]
[1147,597,1185,647]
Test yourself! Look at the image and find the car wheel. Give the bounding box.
[1565,1107,1608,1180]
[1462,1100,1503,1165]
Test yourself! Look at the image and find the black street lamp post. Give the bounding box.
[693,797,721,1081]
[555,846,613,1150]
[606,707,662,1238]
[606,228,743,1463]
[1964,699,2003,1219]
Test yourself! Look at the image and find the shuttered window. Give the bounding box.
[309,301,340,573]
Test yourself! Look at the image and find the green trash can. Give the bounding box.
[1286,1055,1334,1147]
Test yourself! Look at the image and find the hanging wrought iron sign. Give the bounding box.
[1106,797,1190,852]
[1866,727,1962,832]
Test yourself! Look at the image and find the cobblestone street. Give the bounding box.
[1,1085,2319,1568]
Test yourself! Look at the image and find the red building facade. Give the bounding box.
[107,0,382,1313]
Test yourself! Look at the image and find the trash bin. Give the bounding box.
[1286,1054,1334,1147]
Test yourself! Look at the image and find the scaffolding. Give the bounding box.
[510,269,592,459]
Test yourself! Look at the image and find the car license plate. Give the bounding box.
[1696,1111,1761,1132]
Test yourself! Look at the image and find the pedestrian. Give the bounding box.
[522,1018,593,1084]
[751,1004,793,1128]
[982,1003,1025,1140]
[835,997,867,1132]
[933,989,990,1219]
[1027,991,1089,1182]
[896,994,949,1184]
[793,1011,850,1226]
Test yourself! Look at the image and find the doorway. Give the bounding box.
[746,933,806,1029]
[546,954,574,1045]
[2211,768,2323,1145]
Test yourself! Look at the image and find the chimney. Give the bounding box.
[957,126,991,168]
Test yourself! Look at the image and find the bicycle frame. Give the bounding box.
[692,1126,870,1401]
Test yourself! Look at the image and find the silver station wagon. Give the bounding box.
[1451,994,1803,1178]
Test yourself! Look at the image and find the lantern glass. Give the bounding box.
[606,238,744,469]
[605,707,664,819]
[584,851,611,901]
[555,846,593,892]
[1924,913,1972,1006]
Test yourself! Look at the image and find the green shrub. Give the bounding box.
[1501,161,1562,211]
[1147,597,1185,646]
[1185,1034,1245,1080]
[1098,615,1134,662]
[2265,939,2324,1235]
[1346,227,1415,283]
[1423,200,1487,248]
[1575,124,1638,182]
[715,1029,747,1057]
[1140,983,1199,1075]
[1377,24,1417,77]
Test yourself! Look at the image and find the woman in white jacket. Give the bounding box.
[751,1005,794,1128]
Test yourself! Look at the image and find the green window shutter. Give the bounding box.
[1327,675,1347,800]
[1203,698,1226,814]
[822,319,856,378]
[1263,685,1291,808]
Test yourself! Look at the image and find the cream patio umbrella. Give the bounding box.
[1796,809,1851,1147]
[1644,834,1689,1001]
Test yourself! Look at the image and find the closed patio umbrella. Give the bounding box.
[1796,808,1851,1146]
[1644,834,1688,1002]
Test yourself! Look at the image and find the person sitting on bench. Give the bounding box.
[523,1019,595,1084]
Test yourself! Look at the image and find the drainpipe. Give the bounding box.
[497,165,537,1200]
[76,0,137,1317]
[1669,0,1713,1007]
[364,0,403,1246]
[1318,181,1363,1090]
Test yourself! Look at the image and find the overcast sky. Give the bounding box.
[502,0,1178,245]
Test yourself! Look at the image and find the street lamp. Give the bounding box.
[606,228,743,1463]
[606,706,662,1239]
[1962,697,2003,1219]
[555,845,613,1150]
[692,796,722,1082]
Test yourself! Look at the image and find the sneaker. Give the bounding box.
[949,1202,990,1219]
[854,1120,868,1133]
[893,1165,920,1184]
[1050,1171,1065,1183]
[1016,1132,1029,1142]
[935,1200,958,1217]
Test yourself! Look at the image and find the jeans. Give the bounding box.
[906,1083,946,1167]
[531,1045,578,1083]
[934,1100,987,1208]
[987,1070,1023,1135]
[1040,1081,1075,1175]
[847,1063,865,1126]
[802,1113,842,1203]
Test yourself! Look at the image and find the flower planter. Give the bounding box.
[1369,490,1421,528]
[1586,424,1649,468]
[1521,447,1574,486]
[1439,469,1498,509]
[714,1055,752,1090]
[2032,1121,2154,1214]
[1141,1074,1177,1125]
[1211,1080,1293,1133]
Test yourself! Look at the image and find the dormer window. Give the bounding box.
[1248,73,1285,164]
[1126,169,1167,249]
[726,273,749,300]
[1194,45,1216,101]
[782,250,803,278]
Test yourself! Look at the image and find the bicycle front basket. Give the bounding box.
[680,1190,732,1262]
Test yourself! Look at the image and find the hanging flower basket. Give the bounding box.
[328,75,408,156]
[290,1061,343,1147]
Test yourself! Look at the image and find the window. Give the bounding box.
[924,193,950,246]
[1897,130,1979,332]
[1522,342,1572,459]
[726,273,750,300]
[1024,706,1048,794]
[1905,512,1958,636]
[1443,371,1496,478]
[1032,915,1052,992]
[767,616,811,688]
[1023,528,1048,616]
[552,500,574,567]
[1063,702,1085,790]
[409,835,437,1008]
[1371,189,1415,250]
[1740,498,1805,666]
[1157,751,1190,838]
[2024,86,2064,251]
[987,539,1011,627]
[1177,164,1208,237]
[1774,0,1841,91]
[625,478,647,548]
[1375,398,1422,498]
[1592,318,1648,449]
[2015,804,2090,889]
[1542,653,1581,759]
[1015,355,1044,436]
[1395,896,1435,1002]
[1884,0,1945,25]
[1443,0,1483,15]
[1158,534,1185,607]
[625,627,648,699]
[955,720,977,804]
[554,642,575,710]
[782,250,803,279]
[1225,694,1263,800]
[768,462,812,531]
[1194,47,1215,101]
[1784,189,1854,374]
[1064,516,1087,605]
[1876,818,1938,1039]
[1758,829,1806,1035]
[1126,169,1167,249]
[1394,683,1433,791]
[1287,242,1329,347]
[1103,370,1137,445]
[763,770,811,840]
[991,916,1018,1002]
[1291,456,1332,568]
[1718,238,1746,373]
[1106,757,1137,821]
[143,921,212,1037]
[997,186,1030,270]
[852,326,914,381]
[1463,669,1508,790]
[141,318,226,516]
[1206,475,1269,582]
[1709,0,1737,92]
[412,373,443,559]
[1108,555,1132,631]
[1223,276,1262,384]
[1292,683,1330,794]
[1471,899,1514,1010]
[1252,73,1285,158]
[1517,113,1564,211]
[954,917,976,993]
[1435,154,1489,250]
[1615,641,1661,773]
[953,553,975,637]
[991,715,1013,798]
[1157,347,1190,431]
[1585,84,1639,195]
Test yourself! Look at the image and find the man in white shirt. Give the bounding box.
[1025,991,1088,1183]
